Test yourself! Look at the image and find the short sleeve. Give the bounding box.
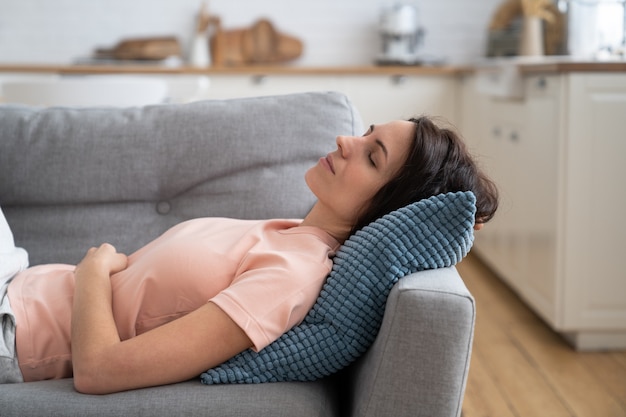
[209,228,335,351]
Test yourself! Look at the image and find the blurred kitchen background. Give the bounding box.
[1,2,626,416]
[0,0,507,65]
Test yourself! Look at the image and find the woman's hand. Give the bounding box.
[75,243,128,279]
[72,243,128,392]
[71,243,252,394]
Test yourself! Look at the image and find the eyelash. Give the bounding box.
[368,152,376,167]
[364,127,376,167]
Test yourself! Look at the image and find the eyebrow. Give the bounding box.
[370,125,389,160]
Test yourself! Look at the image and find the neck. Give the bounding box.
[300,202,352,243]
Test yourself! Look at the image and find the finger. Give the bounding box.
[97,243,117,253]
[110,253,129,274]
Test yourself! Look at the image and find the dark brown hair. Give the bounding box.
[351,116,499,234]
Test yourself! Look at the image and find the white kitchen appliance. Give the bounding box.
[377,3,425,65]
[559,0,626,59]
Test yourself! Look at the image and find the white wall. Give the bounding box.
[0,0,502,65]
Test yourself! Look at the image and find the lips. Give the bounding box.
[321,154,335,174]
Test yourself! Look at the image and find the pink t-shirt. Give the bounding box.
[8,218,339,382]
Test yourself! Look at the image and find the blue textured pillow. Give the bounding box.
[201,191,476,384]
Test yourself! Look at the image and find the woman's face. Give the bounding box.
[305,120,415,225]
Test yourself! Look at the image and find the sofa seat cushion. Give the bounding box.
[0,378,340,417]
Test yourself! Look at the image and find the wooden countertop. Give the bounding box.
[0,63,465,76]
[470,58,626,74]
[0,60,624,76]
[518,61,626,74]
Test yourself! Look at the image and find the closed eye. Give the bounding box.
[366,125,388,162]
[368,152,376,167]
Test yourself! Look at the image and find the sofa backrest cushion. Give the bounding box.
[0,92,362,265]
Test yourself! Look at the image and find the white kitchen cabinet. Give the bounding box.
[198,74,341,101]
[461,72,626,350]
[562,74,626,345]
[338,74,459,125]
[0,73,208,106]
[199,74,459,127]
[0,70,459,128]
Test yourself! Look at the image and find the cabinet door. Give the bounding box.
[460,73,528,285]
[201,74,459,130]
[201,74,341,100]
[518,75,561,324]
[562,73,626,331]
[340,75,459,125]
[482,99,528,291]
[458,75,490,152]
[467,75,561,327]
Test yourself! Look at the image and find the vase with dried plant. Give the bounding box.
[519,0,556,56]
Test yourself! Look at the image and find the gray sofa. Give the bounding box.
[0,91,475,417]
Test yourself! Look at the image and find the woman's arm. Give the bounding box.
[71,243,253,395]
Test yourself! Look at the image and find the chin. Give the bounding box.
[304,166,323,199]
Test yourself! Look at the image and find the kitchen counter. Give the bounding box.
[1,59,623,126]
[471,57,626,74]
[0,63,465,76]
[518,60,626,73]
[0,59,625,76]
[0,62,467,126]
[467,57,626,99]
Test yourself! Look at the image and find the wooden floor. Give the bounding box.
[457,254,626,417]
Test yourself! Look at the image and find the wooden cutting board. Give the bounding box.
[95,36,182,60]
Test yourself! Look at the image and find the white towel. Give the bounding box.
[0,207,26,383]
[0,207,29,282]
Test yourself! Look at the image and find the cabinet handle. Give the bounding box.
[251,75,267,85]
[510,131,519,142]
[492,127,501,137]
[391,75,407,85]
[536,77,547,89]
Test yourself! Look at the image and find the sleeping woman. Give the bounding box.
[0,116,497,393]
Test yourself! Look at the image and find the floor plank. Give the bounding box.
[472,319,572,417]
[512,319,625,417]
[462,349,518,417]
[457,254,626,417]
[612,351,626,368]
[577,352,626,411]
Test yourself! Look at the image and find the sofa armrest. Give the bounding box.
[347,266,475,417]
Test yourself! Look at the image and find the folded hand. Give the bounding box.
[75,243,128,278]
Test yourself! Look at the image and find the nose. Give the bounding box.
[336,135,358,158]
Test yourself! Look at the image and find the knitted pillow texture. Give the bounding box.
[201,191,476,384]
